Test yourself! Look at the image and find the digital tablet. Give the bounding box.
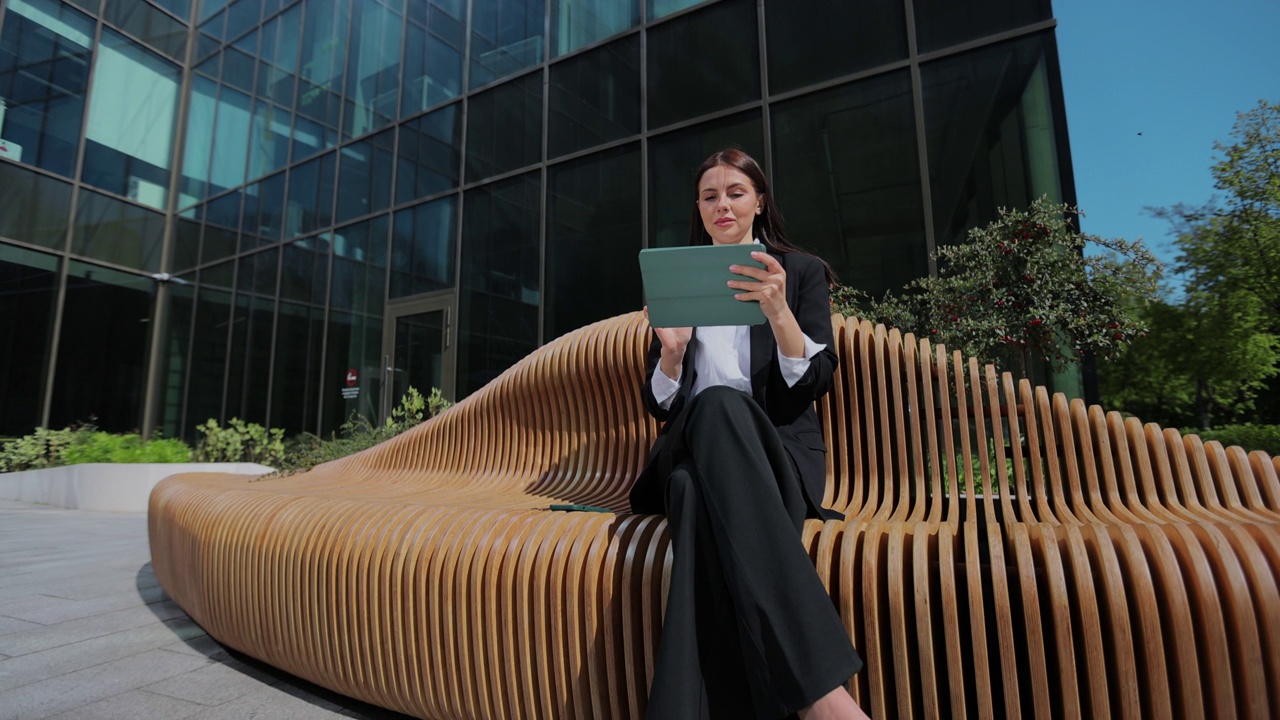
[639,244,768,328]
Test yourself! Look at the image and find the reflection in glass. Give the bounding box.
[222,45,257,93]
[344,0,403,139]
[0,162,73,249]
[172,216,202,271]
[771,70,926,295]
[202,192,241,264]
[396,103,460,203]
[49,261,153,431]
[765,0,907,94]
[248,99,292,181]
[81,30,180,210]
[209,85,251,196]
[545,145,642,338]
[336,128,394,223]
[186,279,232,427]
[242,172,286,247]
[923,34,1063,245]
[296,0,347,151]
[280,236,331,305]
[103,0,187,61]
[391,195,455,298]
[648,0,702,20]
[72,190,166,272]
[648,111,763,247]
[286,151,337,238]
[459,172,539,396]
[225,0,262,42]
[179,77,217,207]
[401,0,464,116]
[647,0,758,129]
[551,0,637,57]
[226,248,276,424]
[0,0,94,177]
[255,6,301,109]
[391,311,445,409]
[913,0,1051,54]
[158,281,194,438]
[469,0,544,89]
[271,299,324,435]
[0,245,59,436]
[548,35,639,158]
[330,215,388,314]
[465,72,541,182]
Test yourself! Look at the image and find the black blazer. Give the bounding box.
[629,250,843,521]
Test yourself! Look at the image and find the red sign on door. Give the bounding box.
[346,369,358,387]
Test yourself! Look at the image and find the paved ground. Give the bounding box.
[0,499,415,720]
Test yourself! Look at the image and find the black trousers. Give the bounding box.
[645,386,863,720]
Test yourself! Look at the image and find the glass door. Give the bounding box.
[381,294,454,421]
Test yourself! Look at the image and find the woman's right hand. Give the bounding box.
[644,306,691,380]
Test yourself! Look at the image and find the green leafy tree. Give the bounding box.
[832,197,1162,380]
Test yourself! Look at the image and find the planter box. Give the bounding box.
[0,463,274,513]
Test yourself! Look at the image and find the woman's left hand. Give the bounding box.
[729,251,791,321]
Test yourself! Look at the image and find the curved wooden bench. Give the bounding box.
[149,311,1280,719]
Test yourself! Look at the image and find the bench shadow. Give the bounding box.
[136,562,415,719]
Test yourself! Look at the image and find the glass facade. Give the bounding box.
[0,0,1076,441]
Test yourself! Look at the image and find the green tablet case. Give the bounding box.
[639,244,768,328]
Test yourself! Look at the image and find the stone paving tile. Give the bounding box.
[0,617,206,693]
[0,648,211,720]
[181,683,352,720]
[0,616,41,636]
[0,587,166,630]
[0,601,187,658]
[144,658,278,707]
[44,689,206,720]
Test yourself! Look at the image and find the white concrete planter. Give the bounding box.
[0,463,274,513]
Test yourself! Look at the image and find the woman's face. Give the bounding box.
[697,164,761,245]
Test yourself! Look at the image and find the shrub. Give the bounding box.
[193,418,286,466]
[273,387,452,474]
[61,432,192,464]
[1194,424,1280,456]
[0,427,86,472]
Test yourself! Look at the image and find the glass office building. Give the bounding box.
[0,0,1073,440]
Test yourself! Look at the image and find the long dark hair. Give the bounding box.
[687,148,838,285]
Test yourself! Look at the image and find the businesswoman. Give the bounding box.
[630,149,868,720]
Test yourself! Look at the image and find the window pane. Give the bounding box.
[82,30,180,209]
[0,0,94,177]
[0,162,72,249]
[772,69,926,295]
[336,127,394,223]
[551,0,637,57]
[646,0,758,129]
[158,281,194,439]
[343,0,403,139]
[0,245,59,436]
[765,0,906,94]
[400,0,464,115]
[222,46,256,93]
[648,0,701,21]
[225,0,262,42]
[186,273,232,427]
[179,76,218,207]
[172,215,202,271]
[226,248,276,424]
[102,0,187,61]
[330,215,388,313]
[241,170,286,247]
[151,0,191,22]
[208,85,251,195]
[201,191,241,263]
[296,0,346,151]
[913,0,1050,54]
[255,6,301,109]
[923,34,1063,245]
[49,261,154,431]
[280,235,332,304]
[459,171,539,397]
[465,72,541,181]
[72,190,166,271]
[469,0,544,89]
[648,110,763,248]
[247,99,292,181]
[285,151,337,238]
[271,299,323,434]
[396,102,460,203]
[548,34,639,158]
[390,194,455,297]
[545,144,641,338]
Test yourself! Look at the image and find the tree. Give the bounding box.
[1133,99,1280,426]
[832,197,1162,381]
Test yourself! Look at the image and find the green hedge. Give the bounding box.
[1193,424,1280,456]
[0,427,192,472]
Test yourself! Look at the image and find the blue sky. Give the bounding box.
[1053,0,1280,274]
